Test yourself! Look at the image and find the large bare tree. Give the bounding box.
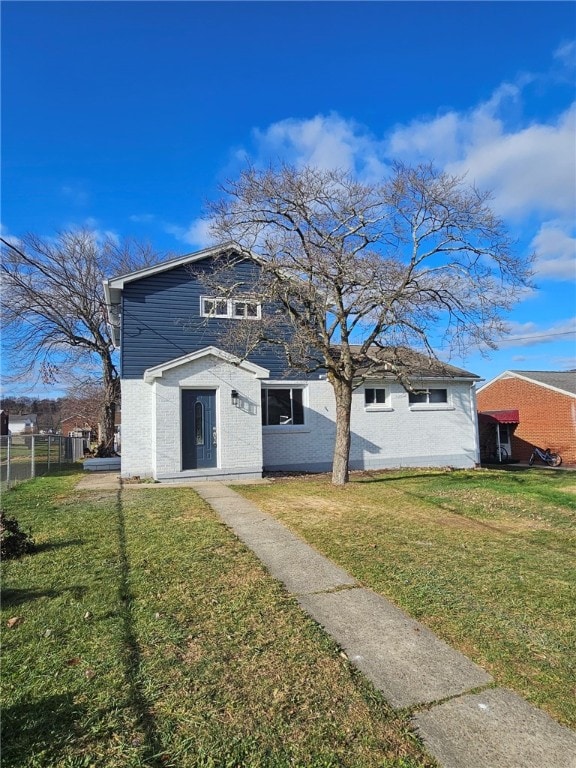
[207,162,533,485]
[0,231,161,456]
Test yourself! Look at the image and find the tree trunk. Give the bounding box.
[331,377,353,485]
[96,355,118,457]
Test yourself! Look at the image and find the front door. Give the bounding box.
[182,390,217,470]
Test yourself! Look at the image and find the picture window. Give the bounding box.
[262,388,304,426]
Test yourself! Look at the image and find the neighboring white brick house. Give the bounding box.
[104,245,482,481]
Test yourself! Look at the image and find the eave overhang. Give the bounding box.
[143,346,270,384]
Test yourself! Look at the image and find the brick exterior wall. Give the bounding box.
[477,376,576,465]
[124,368,480,479]
[263,379,479,471]
[121,354,263,480]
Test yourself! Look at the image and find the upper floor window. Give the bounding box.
[408,388,448,405]
[201,296,261,319]
[262,387,304,426]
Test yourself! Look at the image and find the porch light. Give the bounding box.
[231,390,239,405]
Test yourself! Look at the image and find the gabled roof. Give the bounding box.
[477,370,576,397]
[143,346,270,383]
[9,413,38,422]
[348,346,480,381]
[103,242,248,304]
[103,243,256,347]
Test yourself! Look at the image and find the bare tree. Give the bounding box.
[0,231,161,456]
[207,162,533,485]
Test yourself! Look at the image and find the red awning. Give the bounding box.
[479,410,520,424]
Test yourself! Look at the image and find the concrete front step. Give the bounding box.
[84,458,121,472]
[156,466,262,483]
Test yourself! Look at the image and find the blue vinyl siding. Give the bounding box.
[120,257,306,379]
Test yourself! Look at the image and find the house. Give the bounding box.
[60,414,97,441]
[477,371,576,466]
[7,413,38,435]
[103,245,482,481]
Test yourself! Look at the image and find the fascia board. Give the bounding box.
[106,242,260,290]
[476,370,514,393]
[478,370,576,398]
[143,346,270,383]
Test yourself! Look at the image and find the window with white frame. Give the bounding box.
[201,296,261,319]
[408,388,448,405]
[261,388,304,426]
[364,387,387,406]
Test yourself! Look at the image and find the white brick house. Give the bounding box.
[104,245,481,481]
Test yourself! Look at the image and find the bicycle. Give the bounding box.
[490,445,509,463]
[528,447,562,467]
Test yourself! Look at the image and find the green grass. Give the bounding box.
[235,467,576,728]
[1,472,435,768]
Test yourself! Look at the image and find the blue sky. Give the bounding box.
[2,0,575,389]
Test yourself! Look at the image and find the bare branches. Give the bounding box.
[207,162,533,483]
[208,162,533,374]
[0,230,162,454]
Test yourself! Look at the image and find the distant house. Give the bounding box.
[104,244,482,482]
[60,415,96,441]
[477,371,576,465]
[8,413,38,435]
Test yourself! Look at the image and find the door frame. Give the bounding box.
[181,388,218,470]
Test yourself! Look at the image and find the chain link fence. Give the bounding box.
[0,434,86,490]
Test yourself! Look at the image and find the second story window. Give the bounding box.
[201,297,261,319]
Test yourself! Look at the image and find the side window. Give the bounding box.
[409,388,448,405]
[262,388,304,426]
[364,388,386,406]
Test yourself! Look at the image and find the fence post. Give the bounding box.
[47,435,51,471]
[6,435,11,488]
[31,434,36,478]
[58,435,62,465]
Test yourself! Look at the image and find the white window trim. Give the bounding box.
[200,296,261,320]
[408,387,454,411]
[363,386,392,412]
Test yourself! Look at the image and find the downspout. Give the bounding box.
[471,383,481,466]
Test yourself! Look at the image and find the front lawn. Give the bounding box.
[235,468,576,728]
[1,472,434,768]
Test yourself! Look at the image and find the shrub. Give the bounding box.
[0,511,36,560]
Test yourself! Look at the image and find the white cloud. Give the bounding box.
[252,113,387,181]
[0,223,21,248]
[72,217,120,246]
[60,183,89,207]
[129,213,156,223]
[448,104,576,220]
[554,40,576,69]
[164,218,215,249]
[497,317,576,349]
[531,221,576,280]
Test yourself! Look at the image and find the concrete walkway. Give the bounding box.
[78,473,576,767]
